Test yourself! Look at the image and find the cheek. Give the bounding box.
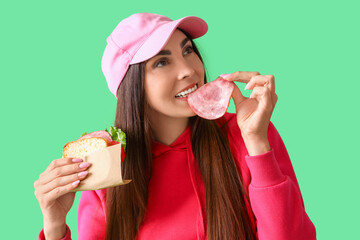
[191,57,205,84]
[144,76,172,108]
[144,76,155,105]
[145,81,159,107]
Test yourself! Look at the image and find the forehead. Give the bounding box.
[162,29,188,48]
[144,29,190,68]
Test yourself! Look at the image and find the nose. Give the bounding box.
[176,58,195,81]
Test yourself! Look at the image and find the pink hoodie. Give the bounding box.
[39,113,316,239]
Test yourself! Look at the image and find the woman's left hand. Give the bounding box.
[221,71,278,145]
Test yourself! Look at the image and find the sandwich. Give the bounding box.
[63,126,126,162]
[63,126,131,192]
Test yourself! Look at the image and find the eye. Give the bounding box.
[184,45,194,55]
[154,58,168,68]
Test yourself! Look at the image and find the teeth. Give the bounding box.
[175,84,198,98]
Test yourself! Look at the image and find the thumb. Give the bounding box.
[232,83,247,109]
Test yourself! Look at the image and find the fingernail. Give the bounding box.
[78,171,88,177]
[72,180,80,186]
[72,158,83,163]
[79,162,91,168]
[220,74,231,79]
[244,83,250,90]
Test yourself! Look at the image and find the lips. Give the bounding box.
[177,83,197,94]
[175,83,198,98]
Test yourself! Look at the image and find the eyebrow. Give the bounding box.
[155,38,190,56]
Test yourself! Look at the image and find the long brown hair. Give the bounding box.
[105,29,256,240]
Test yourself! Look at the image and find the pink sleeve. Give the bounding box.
[245,121,316,240]
[38,225,72,240]
[38,189,107,240]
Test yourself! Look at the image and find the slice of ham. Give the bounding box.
[78,130,113,143]
[187,77,235,120]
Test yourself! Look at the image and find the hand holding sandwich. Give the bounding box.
[34,126,126,239]
[34,157,91,239]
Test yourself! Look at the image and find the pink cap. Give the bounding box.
[101,13,208,98]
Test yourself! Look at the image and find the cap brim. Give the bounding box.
[130,16,208,64]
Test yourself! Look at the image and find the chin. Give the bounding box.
[185,109,197,118]
[173,109,197,118]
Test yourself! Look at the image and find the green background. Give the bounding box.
[1,0,359,239]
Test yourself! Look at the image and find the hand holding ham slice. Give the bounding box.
[187,77,235,120]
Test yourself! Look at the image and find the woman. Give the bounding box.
[34,13,316,239]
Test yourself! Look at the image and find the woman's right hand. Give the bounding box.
[34,158,91,233]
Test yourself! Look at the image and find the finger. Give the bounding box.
[43,182,78,204]
[42,158,83,176]
[231,83,247,109]
[251,86,274,111]
[245,75,275,95]
[250,86,278,108]
[273,93,278,107]
[39,161,91,186]
[41,170,89,194]
[267,75,275,95]
[250,76,277,107]
[220,71,261,83]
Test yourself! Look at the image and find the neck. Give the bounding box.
[147,111,189,146]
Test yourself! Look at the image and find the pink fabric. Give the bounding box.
[38,113,316,239]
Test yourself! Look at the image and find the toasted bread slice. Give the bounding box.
[63,137,109,159]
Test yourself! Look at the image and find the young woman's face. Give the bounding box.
[144,29,205,120]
